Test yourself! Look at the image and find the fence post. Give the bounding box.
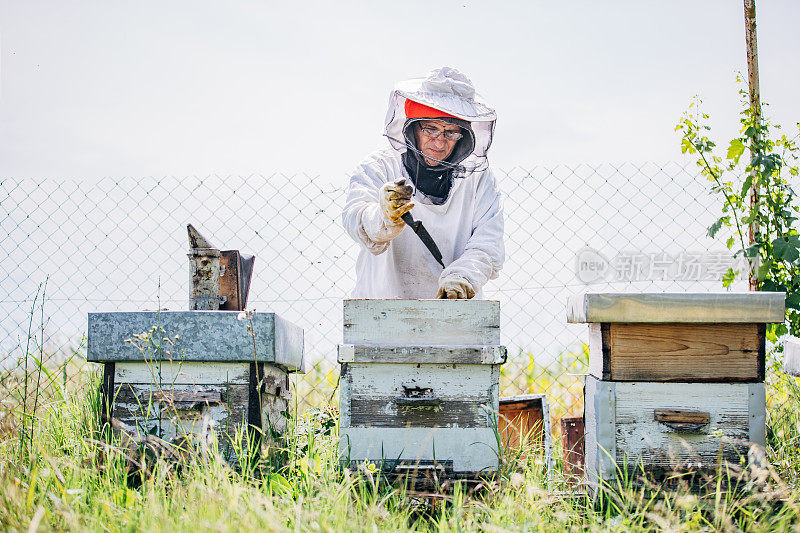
[743,0,761,291]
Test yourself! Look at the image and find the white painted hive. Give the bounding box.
[338,299,506,478]
[585,376,765,483]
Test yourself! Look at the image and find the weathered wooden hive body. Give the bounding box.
[568,292,785,485]
[87,311,304,461]
[338,299,506,481]
[498,394,552,472]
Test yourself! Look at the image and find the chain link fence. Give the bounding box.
[1,162,738,431]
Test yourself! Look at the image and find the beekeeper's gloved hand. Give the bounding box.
[379,178,414,224]
[436,276,476,300]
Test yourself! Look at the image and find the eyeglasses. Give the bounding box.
[418,124,463,141]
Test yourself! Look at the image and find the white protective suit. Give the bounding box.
[342,67,504,299]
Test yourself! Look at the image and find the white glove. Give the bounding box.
[436,276,476,300]
[379,178,414,224]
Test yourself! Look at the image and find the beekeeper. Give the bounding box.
[342,67,504,299]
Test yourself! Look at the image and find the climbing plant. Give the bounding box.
[677,78,800,339]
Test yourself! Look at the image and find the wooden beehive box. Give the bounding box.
[584,376,765,480]
[88,311,304,461]
[569,292,784,382]
[568,292,785,484]
[498,394,552,470]
[338,299,506,482]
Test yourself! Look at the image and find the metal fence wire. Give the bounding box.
[0,163,740,423]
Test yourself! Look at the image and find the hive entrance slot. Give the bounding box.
[653,408,711,432]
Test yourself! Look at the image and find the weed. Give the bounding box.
[2,336,800,531]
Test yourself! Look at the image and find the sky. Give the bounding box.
[1,0,799,181]
[2,1,797,363]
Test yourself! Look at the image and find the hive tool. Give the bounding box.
[400,212,445,268]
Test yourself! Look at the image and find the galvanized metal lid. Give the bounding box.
[567,292,786,323]
[87,311,304,372]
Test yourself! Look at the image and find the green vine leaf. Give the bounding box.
[740,174,754,199]
[707,217,727,238]
[759,279,785,292]
[768,323,789,342]
[787,293,800,311]
[722,268,737,288]
[727,138,746,164]
[773,235,800,263]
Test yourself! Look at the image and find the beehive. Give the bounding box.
[568,292,785,485]
[338,299,506,483]
[498,394,552,472]
[88,311,304,461]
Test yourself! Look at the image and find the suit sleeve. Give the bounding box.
[439,169,505,291]
[342,157,405,255]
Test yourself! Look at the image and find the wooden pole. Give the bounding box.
[744,0,761,291]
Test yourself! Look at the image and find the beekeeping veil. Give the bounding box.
[384,67,497,203]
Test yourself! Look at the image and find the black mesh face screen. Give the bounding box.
[401,118,476,169]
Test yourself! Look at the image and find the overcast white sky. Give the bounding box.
[1,1,798,180]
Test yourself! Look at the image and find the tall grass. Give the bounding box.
[2,341,800,531]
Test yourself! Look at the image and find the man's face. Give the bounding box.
[413,120,462,166]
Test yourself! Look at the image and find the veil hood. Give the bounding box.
[384,67,496,173]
